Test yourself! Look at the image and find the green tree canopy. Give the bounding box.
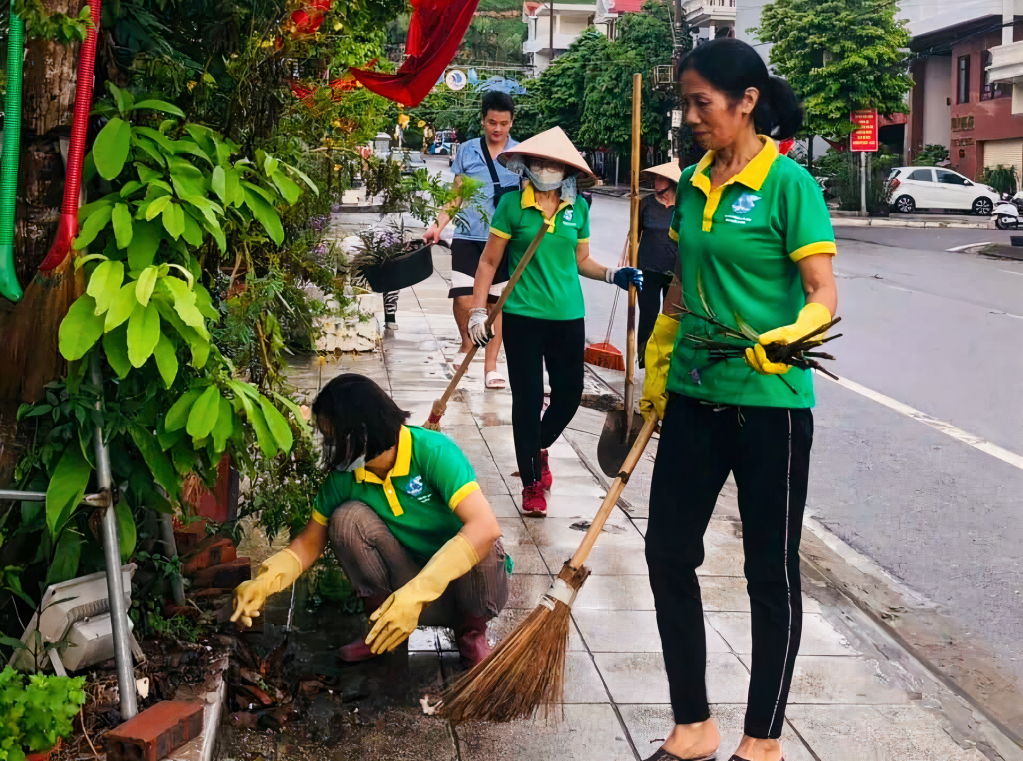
[755,0,912,141]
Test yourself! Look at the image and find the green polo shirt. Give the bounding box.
[312,426,480,561]
[666,137,836,408]
[490,183,590,321]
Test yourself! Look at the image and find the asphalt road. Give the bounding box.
[580,193,1023,683]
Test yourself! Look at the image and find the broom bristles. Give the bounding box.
[423,397,446,431]
[439,563,589,723]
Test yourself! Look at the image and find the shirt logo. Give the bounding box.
[563,209,574,223]
[406,476,424,497]
[732,193,761,214]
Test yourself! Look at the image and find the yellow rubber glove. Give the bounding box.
[365,533,479,654]
[230,548,303,627]
[745,302,832,376]
[640,313,679,422]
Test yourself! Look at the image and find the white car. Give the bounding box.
[888,166,1000,215]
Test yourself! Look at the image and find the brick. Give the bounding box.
[104,701,204,761]
[189,558,250,590]
[181,537,237,576]
[173,519,208,554]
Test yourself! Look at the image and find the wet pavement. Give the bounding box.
[216,232,1023,760]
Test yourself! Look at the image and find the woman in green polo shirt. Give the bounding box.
[464,127,642,516]
[639,40,838,761]
[231,374,509,668]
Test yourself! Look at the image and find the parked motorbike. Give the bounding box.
[993,191,1023,229]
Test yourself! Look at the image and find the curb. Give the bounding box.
[831,216,993,230]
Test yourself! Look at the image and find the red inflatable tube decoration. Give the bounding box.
[349,0,480,107]
[39,0,100,272]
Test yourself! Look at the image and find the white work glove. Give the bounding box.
[467,307,491,348]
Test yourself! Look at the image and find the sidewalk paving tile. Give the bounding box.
[750,654,913,705]
[785,705,990,760]
[573,609,729,654]
[618,704,817,761]
[593,652,751,704]
[707,611,855,656]
[455,704,636,760]
[573,573,655,610]
[525,517,645,548]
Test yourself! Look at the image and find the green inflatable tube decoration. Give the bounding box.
[0,14,25,302]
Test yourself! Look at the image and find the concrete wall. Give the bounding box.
[922,55,953,148]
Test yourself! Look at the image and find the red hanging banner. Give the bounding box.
[850,110,878,153]
[348,0,480,107]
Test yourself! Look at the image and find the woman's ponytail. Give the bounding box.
[758,76,803,140]
[679,39,804,140]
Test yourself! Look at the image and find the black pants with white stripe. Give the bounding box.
[646,393,813,739]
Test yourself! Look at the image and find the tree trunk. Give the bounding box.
[807,134,815,172]
[14,0,82,281]
[1,0,82,487]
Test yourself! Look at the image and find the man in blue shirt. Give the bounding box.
[424,91,520,389]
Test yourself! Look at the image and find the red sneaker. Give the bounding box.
[521,482,547,517]
[539,449,553,490]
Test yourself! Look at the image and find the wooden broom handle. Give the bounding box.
[569,413,658,569]
[435,224,549,407]
[624,72,642,390]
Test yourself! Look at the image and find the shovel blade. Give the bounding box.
[597,409,646,477]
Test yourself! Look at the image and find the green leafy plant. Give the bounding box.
[980,165,1018,196]
[916,143,950,167]
[0,667,87,760]
[15,0,92,44]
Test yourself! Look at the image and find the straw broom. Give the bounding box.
[0,0,100,405]
[439,412,659,722]
[424,224,548,431]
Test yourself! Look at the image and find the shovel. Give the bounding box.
[598,73,643,477]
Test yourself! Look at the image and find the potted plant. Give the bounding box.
[0,667,87,761]
[351,227,436,293]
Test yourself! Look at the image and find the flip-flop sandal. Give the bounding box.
[643,750,717,761]
[485,370,507,389]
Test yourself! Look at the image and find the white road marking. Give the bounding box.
[949,240,990,252]
[820,374,1023,471]
[998,269,1023,275]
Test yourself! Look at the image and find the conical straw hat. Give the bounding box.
[498,126,595,179]
[641,160,682,184]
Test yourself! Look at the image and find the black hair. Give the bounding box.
[311,374,410,469]
[678,38,803,141]
[481,91,515,120]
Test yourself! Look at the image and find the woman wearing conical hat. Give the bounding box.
[637,161,682,367]
[466,127,642,516]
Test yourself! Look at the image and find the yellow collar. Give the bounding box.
[692,135,778,194]
[521,182,573,232]
[354,425,412,516]
[690,136,778,232]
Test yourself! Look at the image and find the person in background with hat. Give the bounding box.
[637,161,681,367]
[423,91,520,390]
[467,127,643,516]
[640,39,838,761]
[231,374,510,669]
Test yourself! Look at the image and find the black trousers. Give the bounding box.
[646,394,813,739]
[502,312,585,487]
[638,271,673,366]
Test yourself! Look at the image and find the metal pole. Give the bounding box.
[91,353,137,720]
[860,151,867,217]
[158,512,186,607]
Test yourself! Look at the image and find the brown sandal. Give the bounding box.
[643,751,716,761]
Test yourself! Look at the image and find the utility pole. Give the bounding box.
[549,0,555,68]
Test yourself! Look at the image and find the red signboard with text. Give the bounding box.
[850,110,878,152]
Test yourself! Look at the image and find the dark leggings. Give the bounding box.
[646,394,813,739]
[637,271,673,364]
[502,312,585,488]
